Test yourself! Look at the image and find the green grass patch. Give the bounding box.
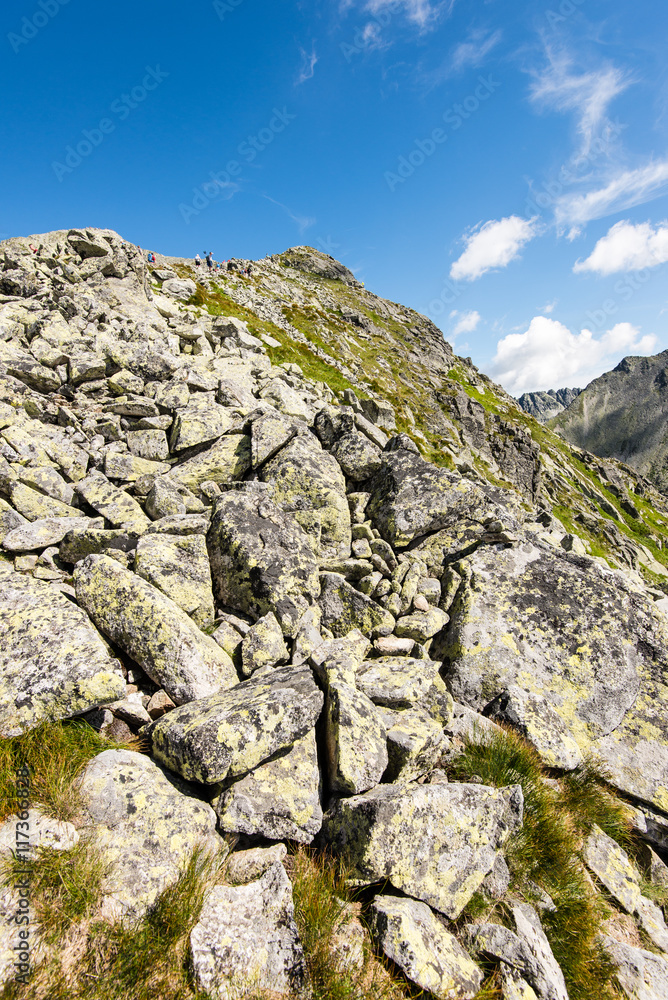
[0,720,141,823]
[448,727,624,1000]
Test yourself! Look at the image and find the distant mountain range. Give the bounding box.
[517,387,582,422]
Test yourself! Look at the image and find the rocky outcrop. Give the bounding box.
[517,387,581,423]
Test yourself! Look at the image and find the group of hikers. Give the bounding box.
[194,252,253,276]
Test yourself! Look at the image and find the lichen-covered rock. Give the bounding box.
[485,686,583,771]
[104,452,170,482]
[370,895,483,1000]
[499,965,539,1000]
[443,542,668,805]
[147,664,324,784]
[583,825,642,913]
[225,844,288,884]
[207,490,320,638]
[0,571,125,736]
[2,515,96,552]
[331,432,382,482]
[79,750,225,920]
[134,532,215,628]
[603,935,668,1000]
[356,656,442,708]
[395,607,449,643]
[466,904,569,1000]
[74,554,236,705]
[318,572,395,638]
[8,481,80,521]
[325,682,388,794]
[216,730,322,843]
[75,471,149,530]
[309,628,371,686]
[59,527,138,564]
[250,410,296,468]
[321,781,523,918]
[168,433,251,494]
[260,433,351,559]
[190,862,308,1000]
[365,450,493,549]
[239,611,289,677]
[169,396,233,452]
[381,706,447,782]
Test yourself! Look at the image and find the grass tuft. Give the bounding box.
[0,720,143,823]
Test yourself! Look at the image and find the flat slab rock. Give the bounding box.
[321,780,523,918]
[74,554,236,705]
[0,571,125,736]
[148,663,324,784]
[78,750,225,920]
[443,542,668,809]
[190,862,308,1000]
[370,894,483,999]
[603,935,668,1000]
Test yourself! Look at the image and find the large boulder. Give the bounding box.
[147,664,324,784]
[259,433,351,559]
[134,532,215,629]
[207,490,320,638]
[74,555,237,705]
[190,862,308,1000]
[318,572,395,638]
[78,750,224,920]
[603,936,668,1000]
[325,681,388,794]
[370,895,483,999]
[443,542,668,807]
[168,434,251,495]
[0,572,125,736]
[216,730,322,843]
[321,781,523,918]
[365,450,495,549]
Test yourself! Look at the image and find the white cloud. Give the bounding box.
[574,219,668,275]
[297,45,318,84]
[530,52,630,157]
[555,160,668,229]
[450,216,539,282]
[451,29,502,73]
[491,316,657,395]
[263,196,315,234]
[363,0,455,29]
[450,309,481,336]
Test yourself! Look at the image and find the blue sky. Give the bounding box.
[2,0,668,394]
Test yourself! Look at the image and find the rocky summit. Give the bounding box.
[1,228,668,999]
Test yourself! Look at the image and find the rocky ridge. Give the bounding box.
[0,229,668,998]
[517,388,582,424]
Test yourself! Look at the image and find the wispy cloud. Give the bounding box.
[451,29,502,73]
[263,195,315,235]
[297,44,318,84]
[492,316,657,395]
[357,0,456,30]
[450,216,539,282]
[574,219,668,276]
[530,51,631,158]
[554,160,668,229]
[450,309,481,337]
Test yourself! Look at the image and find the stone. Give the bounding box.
[147,664,324,784]
[356,656,442,708]
[74,554,236,705]
[260,432,351,559]
[8,481,80,521]
[127,429,169,461]
[381,706,447,782]
[331,431,382,482]
[321,781,523,918]
[2,515,94,552]
[603,935,668,1000]
[78,750,225,920]
[207,490,320,638]
[498,965,539,1000]
[373,635,415,656]
[213,621,245,658]
[162,277,196,300]
[325,681,388,794]
[395,607,449,643]
[0,571,125,736]
[59,527,138,564]
[239,611,289,677]
[225,845,288,884]
[134,532,215,628]
[443,542,668,808]
[170,396,233,452]
[318,572,395,638]
[75,471,149,530]
[0,809,79,859]
[370,895,483,1000]
[190,862,308,1000]
[146,689,176,719]
[17,465,73,505]
[216,729,322,843]
[145,477,187,519]
[485,686,583,771]
[104,452,171,482]
[0,499,27,544]
[108,692,151,727]
[168,433,251,494]
[250,410,296,468]
[308,629,370,686]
